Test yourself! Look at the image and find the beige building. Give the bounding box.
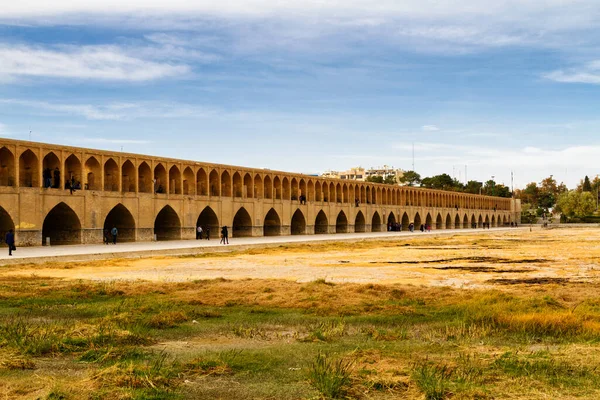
[0,138,519,246]
[323,166,404,183]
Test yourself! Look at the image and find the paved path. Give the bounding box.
[0,228,521,265]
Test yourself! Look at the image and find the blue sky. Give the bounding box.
[1,1,600,189]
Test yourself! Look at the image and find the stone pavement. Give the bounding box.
[0,228,520,265]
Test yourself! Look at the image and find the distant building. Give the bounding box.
[321,165,404,184]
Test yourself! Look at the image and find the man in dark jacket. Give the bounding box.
[5,229,15,256]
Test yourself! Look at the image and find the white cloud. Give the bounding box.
[544,61,600,84]
[0,44,190,82]
[421,125,440,131]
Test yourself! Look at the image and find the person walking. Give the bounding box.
[196,225,203,240]
[69,176,76,195]
[53,167,60,189]
[111,226,118,244]
[220,226,229,245]
[103,228,110,244]
[205,227,210,240]
[5,229,15,256]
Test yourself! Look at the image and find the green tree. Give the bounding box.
[583,175,592,192]
[421,174,455,190]
[463,180,482,195]
[556,191,596,218]
[383,175,396,185]
[365,175,384,184]
[399,170,421,187]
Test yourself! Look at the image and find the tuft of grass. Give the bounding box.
[411,361,452,400]
[146,311,188,329]
[303,320,346,342]
[306,352,353,399]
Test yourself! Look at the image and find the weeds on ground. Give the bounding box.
[307,352,353,399]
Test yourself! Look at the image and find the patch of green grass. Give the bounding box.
[306,352,353,399]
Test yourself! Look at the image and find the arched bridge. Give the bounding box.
[0,139,520,246]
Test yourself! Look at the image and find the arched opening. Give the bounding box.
[138,162,152,193]
[169,165,182,194]
[0,207,15,246]
[414,212,422,228]
[104,204,136,242]
[103,158,119,191]
[153,164,167,193]
[264,175,272,199]
[455,214,461,229]
[84,156,101,191]
[371,211,381,232]
[336,183,342,203]
[315,182,322,202]
[253,174,262,198]
[221,171,232,197]
[336,211,348,233]
[387,212,396,230]
[154,206,181,240]
[491,215,496,228]
[426,213,433,228]
[282,177,290,200]
[471,215,477,228]
[264,208,281,236]
[355,211,366,232]
[197,206,219,236]
[183,167,195,195]
[0,147,15,187]
[343,184,349,203]
[436,214,443,230]
[197,168,208,196]
[300,180,307,201]
[274,176,281,200]
[233,172,243,198]
[209,169,220,196]
[445,214,452,230]
[401,212,410,231]
[315,210,328,234]
[291,178,299,200]
[330,183,336,203]
[233,207,252,237]
[43,152,61,188]
[42,202,81,245]
[463,214,469,229]
[478,215,483,228]
[308,180,315,202]
[64,154,81,190]
[121,160,136,192]
[361,186,366,204]
[485,215,490,227]
[291,209,306,235]
[244,173,253,198]
[322,182,329,202]
[354,185,360,204]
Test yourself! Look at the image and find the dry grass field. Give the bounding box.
[2,227,600,399]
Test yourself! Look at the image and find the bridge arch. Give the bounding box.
[154,205,181,240]
[401,212,409,230]
[104,204,136,242]
[138,161,152,193]
[221,170,232,197]
[445,213,452,229]
[372,211,382,232]
[197,168,208,196]
[263,175,272,199]
[183,167,194,195]
[264,208,281,236]
[336,210,348,233]
[42,202,81,245]
[355,211,366,232]
[197,206,219,236]
[470,214,476,228]
[291,209,306,235]
[436,213,443,229]
[154,163,167,193]
[274,176,282,200]
[478,215,483,228]
[414,212,422,228]
[491,215,496,228]
[455,214,461,229]
[169,165,182,195]
[122,160,136,192]
[0,206,15,245]
[0,147,15,187]
[253,174,262,198]
[232,207,252,237]
[65,154,81,189]
[282,177,290,199]
[315,210,328,234]
[84,156,101,191]
[387,212,396,229]
[103,158,119,191]
[485,215,490,227]
[43,151,61,188]
[209,169,219,196]
[426,213,433,228]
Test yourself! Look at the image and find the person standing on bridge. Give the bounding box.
[220,226,229,245]
[196,225,203,240]
[5,229,15,256]
[111,226,118,244]
[205,227,210,240]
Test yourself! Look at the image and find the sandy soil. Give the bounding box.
[2,228,600,288]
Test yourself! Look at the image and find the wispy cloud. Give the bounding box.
[421,125,440,131]
[0,44,190,82]
[544,61,600,84]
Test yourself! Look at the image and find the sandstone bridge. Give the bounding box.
[0,139,519,246]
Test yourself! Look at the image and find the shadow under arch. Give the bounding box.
[354,211,365,233]
[315,210,328,234]
[42,202,81,245]
[233,207,252,237]
[371,211,381,232]
[264,208,281,236]
[291,209,306,235]
[336,211,348,233]
[104,204,136,242]
[197,206,219,238]
[154,205,181,240]
[0,206,15,246]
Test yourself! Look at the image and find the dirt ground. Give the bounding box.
[2,227,598,288]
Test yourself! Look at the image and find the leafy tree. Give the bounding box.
[365,175,384,184]
[463,180,483,195]
[383,175,396,185]
[421,173,456,190]
[583,175,592,192]
[399,170,421,187]
[556,191,596,218]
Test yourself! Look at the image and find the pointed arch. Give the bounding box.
[19,149,39,188]
[300,179,307,201]
[315,210,328,234]
[274,176,282,200]
[209,169,220,196]
[478,215,484,228]
[0,206,15,246]
[233,207,252,237]
[232,172,243,197]
[291,209,306,235]
[121,160,136,192]
[401,212,409,231]
[221,170,232,197]
[264,175,272,199]
[436,213,443,230]
[330,182,336,203]
[485,215,490,227]
[154,163,167,194]
[455,214,461,229]
[387,212,396,228]
[471,214,477,228]
[42,202,81,245]
[336,183,342,203]
[169,165,182,194]
[264,208,281,236]
[197,206,219,236]
[355,211,366,233]
[154,205,181,240]
[0,147,15,187]
[372,211,382,232]
[64,154,81,189]
[315,181,322,202]
[291,178,299,200]
[336,211,348,233]
[253,174,262,198]
[307,180,314,202]
[342,183,349,203]
[104,158,119,192]
[84,156,101,191]
[104,204,136,242]
[197,168,208,196]
[322,182,329,202]
[463,214,469,229]
[183,167,195,195]
[414,212,422,228]
[445,214,452,230]
[138,161,152,193]
[282,177,290,200]
[491,215,496,228]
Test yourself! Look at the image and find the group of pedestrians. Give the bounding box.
[43,167,61,189]
[406,222,431,232]
[103,226,119,244]
[196,226,211,240]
